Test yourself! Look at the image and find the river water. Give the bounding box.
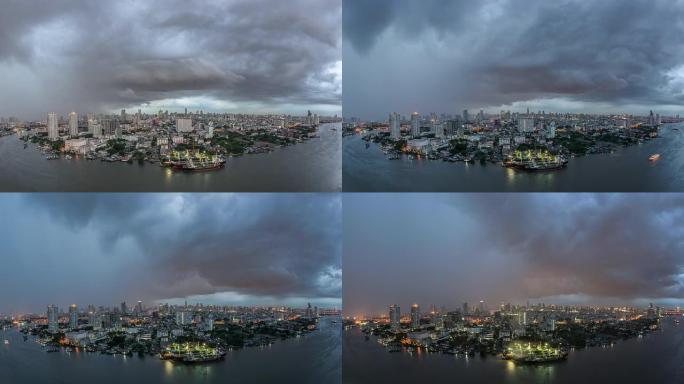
[343,317,684,383]
[0,123,341,192]
[0,316,341,384]
[343,123,684,192]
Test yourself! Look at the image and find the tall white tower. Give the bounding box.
[411,112,420,137]
[69,112,78,137]
[47,112,59,140]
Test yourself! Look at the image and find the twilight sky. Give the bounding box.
[343,194,684,317]
[344,0,684,120]
[0,0,341,120]
[0,194,341,314]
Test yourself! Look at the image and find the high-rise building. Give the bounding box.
[121,109,127,122]
[176,118,194,133]
[389,112,400,139]
[462,302,469,315]
[434,122,444,138]
[176,311,191,325]
[47,112,59,140]
[47,305,59,333]
[205,314,214,331]
[206,122,215,139]
[547,122,556,139]
[478,300,486,314]
[389,304,400,330]
[120,301,127,315]
[462,109,469,123]
[410,304,420,328]
[69,304,78,329]
[101,119,120,137]
[517,117,535,132]
[68,112,78,137]
[411,112,420,137]
[135,300,143,315]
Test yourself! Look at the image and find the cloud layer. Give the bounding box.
[0,194,341,313]
[0,0,341,119]
[343,194,684,316]
[344,0,684,119]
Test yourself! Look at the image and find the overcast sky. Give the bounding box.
[0,0,341,120]
[344,194,684,317]
[0,194,341,314]
[343,0,684,120]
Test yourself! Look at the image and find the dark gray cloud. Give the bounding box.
[0,0,341,119]
[343,194,684,316]
[344,0,684,119]
[0,194,341,313]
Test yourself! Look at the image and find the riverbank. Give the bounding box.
[0,123,341,192]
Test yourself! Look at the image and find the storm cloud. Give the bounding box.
[343,194,684,316]
[343,0,684,119]
[0,194,341,313]
[0,0,341,120]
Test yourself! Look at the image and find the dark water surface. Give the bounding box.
[343,317,684,384]
[0,123,341,192]
[343,123,684,192]
[0,316,341,384]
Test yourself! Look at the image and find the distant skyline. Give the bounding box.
[343,194,684,317]
[343,0,684,120]
[0,194,341,314]
[0,0,341,120]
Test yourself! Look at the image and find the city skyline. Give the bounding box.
[0,0,341,120]
[343,194,684,317]
[0,194,342,314]
[343,0,684,120]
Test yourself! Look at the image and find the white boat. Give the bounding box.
[3,340,9,345]
[649,154,661,161]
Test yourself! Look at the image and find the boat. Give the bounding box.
[649,154,661,161]
[171,157,226,172]
[504,150,568,171]
[160,343,223,363]
[504,343,567,364]
[3,340,9,345]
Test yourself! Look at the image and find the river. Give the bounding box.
[0,123,341,192]
[343,123,684,191]
[0,316,341,384]
[343,317,684,383]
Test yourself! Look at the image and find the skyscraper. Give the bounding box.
[389,112,400,139]
[69,304,78,330]
[68,112,78,137]
[47,112,59,140]
[517,117,535,132]
[101,119,120,137]
[410,304,420,328]
[120,301,127,315]
[389,304,400,330]
[411,112,420,137]
[47,305,59,333]
[176,118,194,133]
[462,302,469,315]
[462,109,469,123]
